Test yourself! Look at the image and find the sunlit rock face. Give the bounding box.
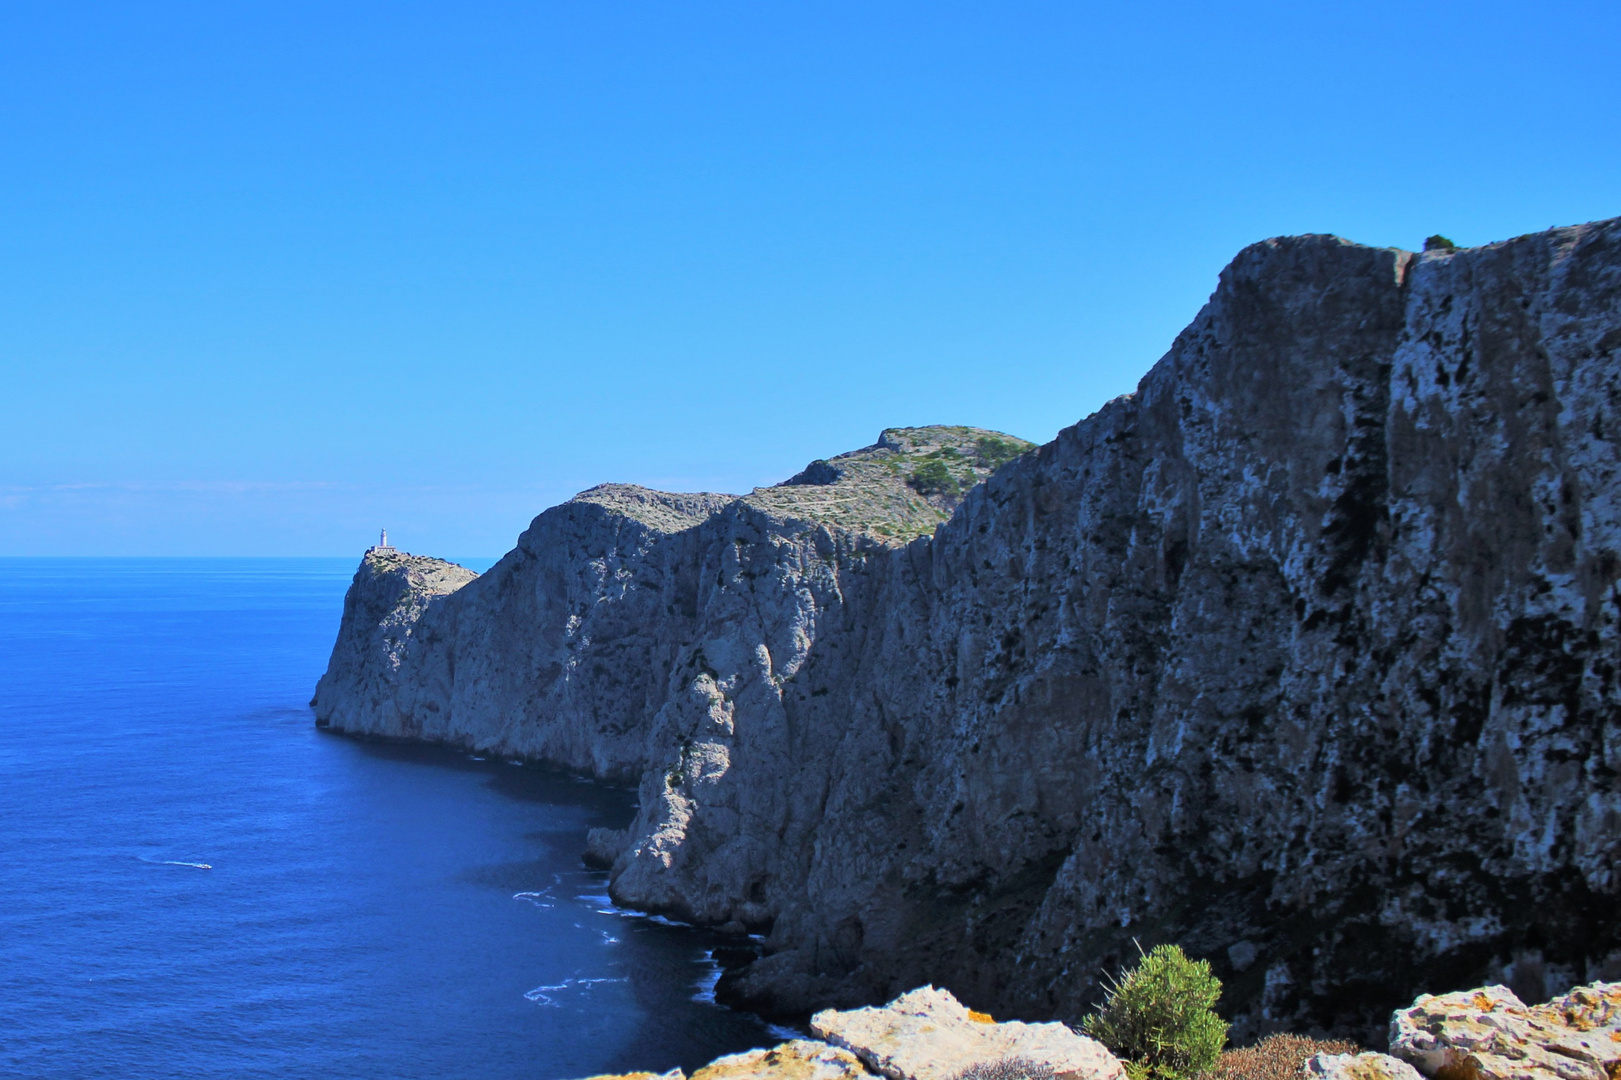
[809,986,1124,1080]
[314,220,1621,1041]
[312,549,478,737]
[311,429,1025,779]
[1388,981,1621,1080]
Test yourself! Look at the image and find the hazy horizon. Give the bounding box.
[4,1,1616,556]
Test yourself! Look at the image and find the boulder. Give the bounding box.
[1388,981,1621,1080]
[690,1040,874,1080]
[584,826,630,869]
[810,986,1124,1080]
[1307,1053,1426,1080]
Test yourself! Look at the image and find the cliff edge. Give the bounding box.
[313,219,1621,1041]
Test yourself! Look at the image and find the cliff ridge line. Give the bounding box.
[314,219,1621,1040]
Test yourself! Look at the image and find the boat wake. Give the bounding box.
[137,856,212,869]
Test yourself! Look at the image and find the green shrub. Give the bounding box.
[1423,234,1457,252]
[1081,944,1228,1080]
[974,435,1027,470]
[908,459,962,498]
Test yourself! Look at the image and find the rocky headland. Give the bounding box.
[313,219,1621,1042]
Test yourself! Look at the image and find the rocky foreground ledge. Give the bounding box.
[590,987,1123,1080]
[586,981,1621,1080]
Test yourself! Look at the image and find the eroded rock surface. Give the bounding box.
[1307,1053,1426,1080]
[690,1040,874,1080]
[314,220,1621,1038]
[1389,982,1621,1080]
[810,986,1123,1080]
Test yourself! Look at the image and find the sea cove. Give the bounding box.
[0,559,785,1079]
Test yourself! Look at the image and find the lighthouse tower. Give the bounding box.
[371,529,397,554]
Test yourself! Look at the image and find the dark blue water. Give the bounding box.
[0,559,787,1079]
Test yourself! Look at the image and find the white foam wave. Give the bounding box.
[523,976,628,1006]
[692,960,723,1004]
[576,891,623,915]
[523,982,570,1004]
[513,891,554,908]
[579,892,697,928]
[645,913,693,928]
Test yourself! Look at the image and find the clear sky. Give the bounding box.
[2,1,1616,556]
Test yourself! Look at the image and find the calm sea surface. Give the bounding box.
[0,558,787,1079]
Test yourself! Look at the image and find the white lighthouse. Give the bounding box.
[371,529,397,554]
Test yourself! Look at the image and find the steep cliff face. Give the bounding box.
[314,549,480,734]
[313,220,1621,1042]
[311,427,1029,781]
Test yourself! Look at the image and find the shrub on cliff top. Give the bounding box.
[974,435,1027,470]
[1423,234,1458,252]
[1082,944,1228,1080]
[908,459,962,498]
[1204,1034,1361,1080]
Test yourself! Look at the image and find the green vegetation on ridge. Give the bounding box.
[747,425,1036,542]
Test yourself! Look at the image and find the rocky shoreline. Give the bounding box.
[581,980,1621,1080]
[314,219,1621,1040]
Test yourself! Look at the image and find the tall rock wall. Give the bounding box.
[313,221,1621,1042]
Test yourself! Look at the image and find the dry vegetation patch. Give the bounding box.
[952,1058,1057,1080]
[1205,1035,1362,1080]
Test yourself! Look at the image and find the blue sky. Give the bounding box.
[2,1,1616,556]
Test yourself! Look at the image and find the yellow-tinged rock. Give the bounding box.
[811,986,1125,1080]
[1307,1052,1426,1080]
[690,1040,873,1080]
[1389,982,1621,1080]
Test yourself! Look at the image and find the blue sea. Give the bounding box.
[0,559,787,1079]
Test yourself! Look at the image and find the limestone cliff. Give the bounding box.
[313,220,1621,1042]
[314,549,479,734]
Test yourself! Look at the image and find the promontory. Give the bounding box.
[314,219,1621,1042]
